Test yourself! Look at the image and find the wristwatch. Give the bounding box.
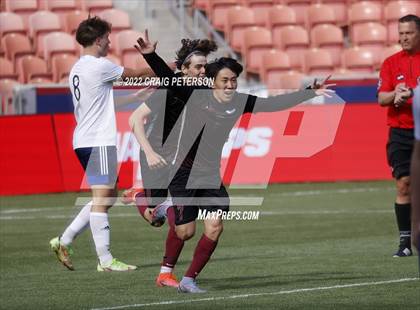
[408,87,414,98]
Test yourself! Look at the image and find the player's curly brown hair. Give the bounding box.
[175,39,218,70]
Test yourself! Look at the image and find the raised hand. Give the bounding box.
[134,29,157,55]
[312,75,336,98]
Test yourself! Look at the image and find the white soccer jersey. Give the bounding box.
[414,84,420,141]
[69,55,124,149]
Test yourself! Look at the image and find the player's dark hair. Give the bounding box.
[76,16,111,47]
[205,57,243,79]
[399,14,420,31]
[175,39,218,70]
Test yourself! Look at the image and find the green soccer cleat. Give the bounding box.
[97,258,138,272]
[49,236,74,271]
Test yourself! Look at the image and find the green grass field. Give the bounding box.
[0,181,419,310]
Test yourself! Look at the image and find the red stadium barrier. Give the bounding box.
[0,114,64,195]
[0,104,391,195]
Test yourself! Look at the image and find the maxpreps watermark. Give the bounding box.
[197,209,260,221]
[119,76,214,87]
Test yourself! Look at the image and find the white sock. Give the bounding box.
[60,201,92,246]
[160,266,173,274]
[90,212,113,265]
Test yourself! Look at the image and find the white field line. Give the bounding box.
[0,186,394,220]
[267,187,394,197]
[90,277,418,310]
[0,209,393,221]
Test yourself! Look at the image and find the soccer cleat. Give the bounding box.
[178,279,207,293]
[156,272,179,287]
[50,237,74,271]
[150,205,167,227]
[121,188,144,205]
[393,247,412,257]
[150,198,172,227]
[97,258,138,272]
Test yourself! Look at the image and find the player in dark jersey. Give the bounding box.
[135,30,335,293]
[129,39,218,287]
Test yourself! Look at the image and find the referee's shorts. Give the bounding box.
[386,127,414,179]
[75,145,118,186]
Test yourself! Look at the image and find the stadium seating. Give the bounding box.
[28,11,62,56]
[311,24,344,67]
[51,54,78,82]
[28,77,54,84]
[242,0,275,27]
[84,0,113,14]
[242,27,273,75]
[268,4,297,28]
[0,78,20,114]
[306,3,337,29]
[304,48,334,75]
[260,49,291,83]
[3,0,38,27]
[379,44,402,64]
[225,6,257,52]
[352,22,387,67]
[65,10,89,34]
[116,30,148,69]
[99,8,131,30]
[193,0,210,13]
[268,5,297,45]
[209,0,239,31]
[2,33,33,69]
[342,47,375,74]
[43,32,77,66]
[269,70,304,92]
[20,55,52,83]
[284,0,311,26]
[348,1,382,41]
[59,76,70,84]
[99,8,132,52]
[384,0,420,44]
[277,25,309,71]
[0,57,18,80]
[319,0,347,26]
[46,0,77,13]
[0,12,26,39]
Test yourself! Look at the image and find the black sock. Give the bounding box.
[394,203,411,247]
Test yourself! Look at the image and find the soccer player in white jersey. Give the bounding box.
[50,16,154,271]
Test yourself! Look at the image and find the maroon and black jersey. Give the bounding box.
[143,52,317,179]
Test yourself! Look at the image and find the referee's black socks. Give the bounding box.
[394,203,411,248]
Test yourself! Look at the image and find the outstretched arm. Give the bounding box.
[248,76,336,113]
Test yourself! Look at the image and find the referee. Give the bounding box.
[378,14,420,257]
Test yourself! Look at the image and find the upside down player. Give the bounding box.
[127,39,218,287]
[49,16,156,271]
[135,30,335,293]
